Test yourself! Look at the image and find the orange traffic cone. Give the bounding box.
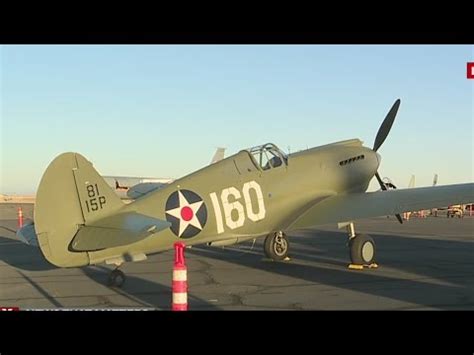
[17,207,23,229]
[172,242,188,311]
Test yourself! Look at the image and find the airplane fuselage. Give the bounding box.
[85,139,380,266]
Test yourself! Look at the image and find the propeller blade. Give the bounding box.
[372,100,402,223]
[395,213,403,224]
[373,99,401,152]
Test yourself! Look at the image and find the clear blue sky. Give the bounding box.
[1,45,473,194]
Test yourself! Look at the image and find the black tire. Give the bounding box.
[264,231,289,261]
[349,234,376,265]
[108,269,125,287]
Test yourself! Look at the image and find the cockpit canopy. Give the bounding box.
[246,143,288,171]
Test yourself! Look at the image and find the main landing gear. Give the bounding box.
[263,225,378,268]
[108,267,126,287]
[346,222,378,270]
[264,231,290,261]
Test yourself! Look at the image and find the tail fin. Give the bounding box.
[35,152,124,267]
[433,174,438,187]
[408,174,415,188]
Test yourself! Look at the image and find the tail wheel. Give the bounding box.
[349,234,376,265]
[264,231,289,261]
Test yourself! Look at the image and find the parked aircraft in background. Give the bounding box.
[104,148,226,200]
[103,176,173,201]
[210,147,226,165]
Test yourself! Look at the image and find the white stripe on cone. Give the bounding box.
[172,292,187,305]
[173,269,187,281]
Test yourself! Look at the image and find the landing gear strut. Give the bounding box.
[108,268,126,287]
[264,231,290,261]
[346,223,377,268]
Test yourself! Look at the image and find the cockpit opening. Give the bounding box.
[246,143,288,171]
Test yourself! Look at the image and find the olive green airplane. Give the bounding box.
[17,99,474,287]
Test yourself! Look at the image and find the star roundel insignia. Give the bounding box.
[165,189,208,238]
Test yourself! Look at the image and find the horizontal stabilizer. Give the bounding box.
[70,212,171,251]
[16,222,39,247]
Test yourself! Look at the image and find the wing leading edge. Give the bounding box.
[288,183,474,230]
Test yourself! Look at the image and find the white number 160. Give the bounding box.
[209,180,266,234]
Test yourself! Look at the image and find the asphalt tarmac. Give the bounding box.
[1,203,473,310]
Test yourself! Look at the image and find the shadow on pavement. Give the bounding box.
[0,235,218,310]
[188,229,474,309]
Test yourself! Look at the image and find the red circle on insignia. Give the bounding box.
[180,206,193,221]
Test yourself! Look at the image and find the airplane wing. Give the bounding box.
[288,183,474,230]
[70,212,171,251]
